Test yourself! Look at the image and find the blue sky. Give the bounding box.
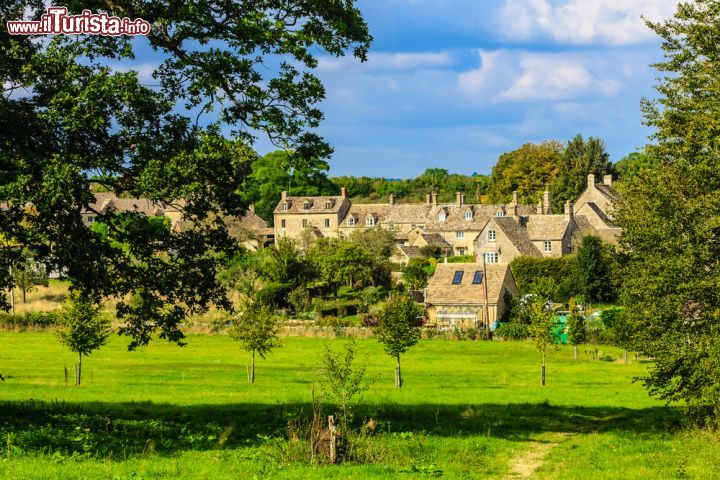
[129,0,677,178]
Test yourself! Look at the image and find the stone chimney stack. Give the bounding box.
[389,193,396,206]
[543,189,551,214]
[564,200,574,220]
[456,192,463,206]
[537,200,545,215]
[281,191,287,200]
[341,187,347,198]
[587,174,595,188]
[431,193,439,206]
[512,191,518,205]
[603,174,613,186]
[425,193,431,205]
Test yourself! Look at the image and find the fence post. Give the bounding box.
[328,415,337,464]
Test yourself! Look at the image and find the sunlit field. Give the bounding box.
[1,332,717,479]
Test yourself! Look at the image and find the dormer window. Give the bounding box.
[325,200,335,209]
[347,217,356,226]
[282,203,288,211]
[303,201,313,210]
[438,211,446,222]
[465,210,472,221]
[366,216,376,227]
[496,210,505,217]
[488,230,496,241]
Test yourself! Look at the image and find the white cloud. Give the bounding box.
[458,50,622,102]
[317,51,453,72]
[500,0,677,45]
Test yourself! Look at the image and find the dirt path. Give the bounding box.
[505,433,570,479]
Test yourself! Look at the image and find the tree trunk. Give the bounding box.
[395,355,402,388]
[250,351,255,384]
[573,345,578,360]
[623,349,628,365]
[9,279,14,317]
[76,353,82,386]
[21,287,26,304]
[541,352,546,386]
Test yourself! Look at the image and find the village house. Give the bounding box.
[424,262,518,330]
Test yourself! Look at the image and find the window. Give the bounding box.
[325,201,334,209]
[324,219,330,228]
[302,219,308,227]
[366,216,375,227]
[472,271,483,284]
[465,210,472,220]
[452,271,464,285]
[87,216,95,223]
[281,219,286,229]
[347,217,356,226]
[303,202,312,210]
[544,241,552,253]
[485,252,499,263]
[496,210,505,217]
[459,248,467,255]
[282,203,288,211]
[488,230,496,241]
[456,231,464,238]
[438,211,446,221]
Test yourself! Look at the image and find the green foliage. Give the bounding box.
[0,1,371,348]
[376,295,422,387]
[551,135,612,212]
[528,299,559,356]
[488,141,563,203]
[575,236,614,304]
[0,311,58,329]
[510,256,576,302]
[309,239,376,291]
[614,150,660,181]
[494,323,530,340]
[566,301,586,346]
[403,258,430,290]
[347,227,397,260]
[11,250,49,303]
[419,244,443,259]
[288,286,312,315]
[230,303,280,360]
[56,294,111,358]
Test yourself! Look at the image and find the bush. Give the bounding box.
[494,323,530,340]
[255,282,292,307]
[0,311,58,329]
[510,256,576,302]
[447,255,475,263]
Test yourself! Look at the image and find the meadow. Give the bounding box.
[1,331,718,479]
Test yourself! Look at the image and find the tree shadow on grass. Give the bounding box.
[0,400,682,458]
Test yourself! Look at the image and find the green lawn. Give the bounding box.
[0,332,717,479]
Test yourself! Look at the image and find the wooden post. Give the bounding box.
[328,415,337,464]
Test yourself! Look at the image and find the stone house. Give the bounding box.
[273,188,351,241]
[424,262,518,329]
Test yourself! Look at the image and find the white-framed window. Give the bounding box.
[496,210,505,217]
[366,216,376,227]
[282,203,288,211]
[485,252,499,263]
[438,212,446,221]
[544,241,552,253]
[281,219,286,229]
[347,217,356,226]
[465,210,472,220]
[488,230,496,241]
[456,231,464,238]
[324,219,330,228]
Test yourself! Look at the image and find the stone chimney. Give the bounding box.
[431,193,439,206]
[543,189,551,214]
[389,193,396,206]
[249,204,255,213]
[537,200,545,215]
[603,174,613,186]
[587,174,595,188]
[510,191,518,216]
[281,191,287,200]
[340,187,347,198]
[512,191,518,205]
[456,192,464,206]
[425,193,431,205]
[564,200,574,220]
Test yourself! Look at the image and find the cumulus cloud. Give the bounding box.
[499,0,677,45]
[459,50,622,102]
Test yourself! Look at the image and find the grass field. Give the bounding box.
[0,332,718,479]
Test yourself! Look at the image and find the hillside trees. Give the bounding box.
[575,236,613,304]
[0,1,370,348]
[551,135,612,212]
[615,0,720,421]
[487,141,563,203]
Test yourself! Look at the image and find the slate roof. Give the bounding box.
[397,245,421,258]
[493,217,541,256]
[274,195,348,214]
[425,263,513,306]
[84,193,180,217]
[525,215,573,240]
[420,233,452,248]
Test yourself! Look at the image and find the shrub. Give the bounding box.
[255,282,292,307]
[510,256,576,302]
[0,311,58,329]
[494,323,530,340]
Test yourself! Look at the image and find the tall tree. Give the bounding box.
[376,295,422,388]
[575,235,613,304]
[229,302,280,384]
[0,1,370,348]
[616,1,720,421]
[488,142,563,203]
[551,135,611,212]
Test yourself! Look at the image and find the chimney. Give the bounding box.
[249,204,255,213]
[587,174,595,188]
[564,200,574,220]
[543,189,551,214]
[389,193,396,206]
[456,192,463,206]
[537,200,545,215]
[281,191,287,200]
[340,187,347,198]
[512,191,518,205]
[432,193,439,206]
[425,193,431,205]
[603,174,613,186]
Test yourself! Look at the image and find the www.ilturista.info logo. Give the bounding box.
[7,6,151,36]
